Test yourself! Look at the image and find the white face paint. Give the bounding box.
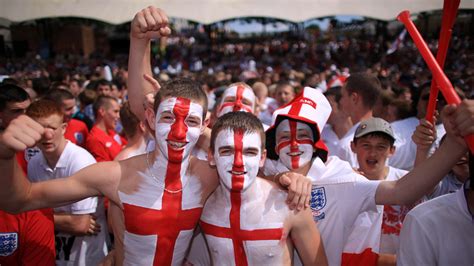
[214,129,261,192]
[276,120,314,170]
[155,97,203,162]
[217,85,256,117]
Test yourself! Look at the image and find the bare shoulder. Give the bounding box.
[190,156,218,183]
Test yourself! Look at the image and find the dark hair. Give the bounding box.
[153,78,208,118]
[78,89,97,107]
[26,99,63,121]
[120,102,141,139]
[345,72,381,108]
[95,79,112,89]
[0,84,30,111]
[93,95,117,117]
[210,112,265,153]
[353,132,395,147]
[43,88,74,104]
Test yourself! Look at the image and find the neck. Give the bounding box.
[95,120,107,132]
[332,116,353,139]
[126,133,146,149]
[351,109,373,124]
[363,166,389,181]
[294,160,313,176]
[44,139,67,169]
[149,148,190,184]
[217,178,260,205]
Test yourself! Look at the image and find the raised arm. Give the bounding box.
[375,103,469,206]
[0,115,121,213]
[128,6,171,120]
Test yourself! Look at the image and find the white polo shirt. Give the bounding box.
[398,184,474,265]
[333,122,360,168]
[28,141,109,266]
[264,156,380,266]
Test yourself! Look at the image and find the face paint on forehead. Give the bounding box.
[214,128,261,192]
[276,119,314,170]
[157,97,203,121]
[217,85,256,117]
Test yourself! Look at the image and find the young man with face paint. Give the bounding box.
[200,111,327,265]
[0,78,220,265]
[263,87,469,265]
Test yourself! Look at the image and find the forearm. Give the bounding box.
[127,36,153,121]
[0,157,32,213]
[54,213,92,236]
[376,138,466,206]
[413,147,430,167]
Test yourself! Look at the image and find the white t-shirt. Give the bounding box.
[398,185,474,265]
[333,122,360,168]
[321,124,340,156]
[28,141,109,266]
[264,156,380,266]
[388,117,418,170]
[343,167,408,259]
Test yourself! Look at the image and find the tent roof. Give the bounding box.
[1,0,473,25]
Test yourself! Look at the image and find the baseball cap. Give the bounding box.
[353,117,395,141]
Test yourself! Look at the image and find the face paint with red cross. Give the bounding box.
[155,97,203,163]
[217,85,256,117]
[213,128,261,192]
[276,119,315,170]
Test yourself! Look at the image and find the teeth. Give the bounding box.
[287,151,303,156]
[229,171,246,175]
[168,141,187,148]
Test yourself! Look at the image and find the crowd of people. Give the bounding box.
[0,5,473,266]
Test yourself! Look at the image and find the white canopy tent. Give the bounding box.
[1,0,473,25]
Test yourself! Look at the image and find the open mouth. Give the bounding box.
[366,159,378,166]
[167,140,188,149]
[287,151,303,157]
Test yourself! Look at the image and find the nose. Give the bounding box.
[233,100,243,112]
[170,117,187,141]
[43,128,54,140]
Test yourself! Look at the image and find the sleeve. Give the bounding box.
[67,148,98,214]
[22,209,56,266]
[397,212,436,266]
[353,180,381,214]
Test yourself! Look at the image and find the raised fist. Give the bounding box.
[131,6,172,40]
[0,115,44,159]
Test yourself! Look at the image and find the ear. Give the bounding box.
[138,121,146,133]
[350,92,359,105]
[208,148,216,167]
[144,107,156,131]
[98,106,106,118]
[259,149,267,168]
[350,141,356,153]
[388,145,396,157]
[61,122,67,135]
[201,113,210,134]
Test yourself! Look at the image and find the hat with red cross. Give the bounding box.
[265,86,332,162]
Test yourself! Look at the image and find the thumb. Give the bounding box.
[279,175,292,186]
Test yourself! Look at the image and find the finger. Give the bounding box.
[143,74,161,91]
[143,7,158,31]
[291,180,303,210]
[160,26,172,37]
[295,180,306,210]
[303,180,312,208]
[136,12,149,33]
[155,7,169,26]
[279,174,291,187]
[297,180,310,210]
[286,179,296,209]
[150,7,165,28]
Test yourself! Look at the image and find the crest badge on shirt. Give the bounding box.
[74,133,84,145]
[310,187,326,221]
[0,232,18,256]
